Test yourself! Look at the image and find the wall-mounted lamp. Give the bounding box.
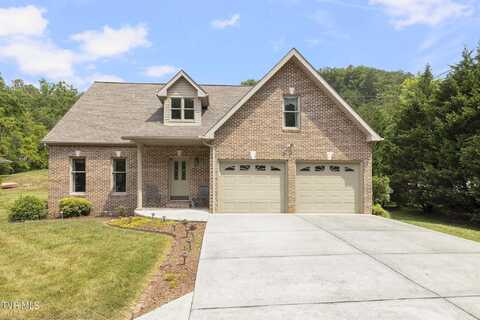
[75,150,81,157]
[327,152,334,160]
[177,150,183,157]
[115,151,122,157]
[250,151,257,160]
[289,87,295,95]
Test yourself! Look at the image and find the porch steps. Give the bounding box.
[166,200,191,208]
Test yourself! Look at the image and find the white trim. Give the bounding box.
[157,70,208,98]
[202,48,383,142]
[282,95,300,130]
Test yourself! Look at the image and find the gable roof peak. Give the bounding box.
[202,48,382,142]
[157,69,208,98]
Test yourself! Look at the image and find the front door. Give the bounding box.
[171,159,189,200]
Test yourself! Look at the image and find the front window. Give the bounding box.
[284,96,299,128]
[170,97,195,121]
[71,158,86,193]
[113,158,127,193]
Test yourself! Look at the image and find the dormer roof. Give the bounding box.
[157,70,208,98]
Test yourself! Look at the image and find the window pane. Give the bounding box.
[284,112,298,128]
[184,98,194,109]
[171,97,181,108]
[345,166,355,172]
[114,173,126,192]
[184,109,194,120]
[240,165,250,171]
[225,165,236,171]
[284,97,298,111]
[114,159,126,172]
[172,109,181,119]
[255,165,266,171]
[73,159,85,171]
[270,165,281,171]
[181,161,186,180]
[300,166,311,172]
[329,165,340,172]
[315,165,325,172]
[74,172,86,192]
[174,161,179,180]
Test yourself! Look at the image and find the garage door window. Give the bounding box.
[315,165,325,172]
[345,166,355,172]
[255,165,266,171]
[329,165,340,172]
[240,164,251,171]
[224,165,236,171]
[270,165,281,171]
[300,166,311,172]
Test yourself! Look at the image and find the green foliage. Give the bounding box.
[59,197,92,218]
[8,195,47,222]
[373,175,392,206]
[240,79,257,86]
[115,205,128,217]
[372,203,391,218]
[0,78,79,174]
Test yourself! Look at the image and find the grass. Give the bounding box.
[390,207,480,243]
[109,216,176,229]
[0,170,173,320]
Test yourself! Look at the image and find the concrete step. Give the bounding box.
[166,200,191,208]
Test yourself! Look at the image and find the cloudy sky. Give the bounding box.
[0,0,479,89]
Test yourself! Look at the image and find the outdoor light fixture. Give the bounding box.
[75,150,81,157]
[250,151,257,160]
[327,152,334,160]
[115,151,121,157]
[177,150,183,157]
[289,87,295,95]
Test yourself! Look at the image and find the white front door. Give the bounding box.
[171,159,189,200]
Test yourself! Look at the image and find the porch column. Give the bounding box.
[136,143,144,209]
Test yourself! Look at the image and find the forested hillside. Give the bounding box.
[0,78,79,173]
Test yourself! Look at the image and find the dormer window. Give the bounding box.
[171,97,195,121]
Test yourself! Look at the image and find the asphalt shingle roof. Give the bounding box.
[43,82,252,144]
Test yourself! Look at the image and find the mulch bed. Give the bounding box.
[107,218,206,318]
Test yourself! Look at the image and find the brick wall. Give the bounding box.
[213,59,373,213]
[48,145,209,217]
[48,145,138,217]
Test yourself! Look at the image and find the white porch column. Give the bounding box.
[136,143,144,209]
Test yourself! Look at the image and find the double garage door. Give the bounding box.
[218,161,360,213]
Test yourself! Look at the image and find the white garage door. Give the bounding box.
[218,162,285,213]
[296,163,360,213]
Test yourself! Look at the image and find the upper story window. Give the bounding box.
[71,158,86,193]
[171,97,195,121]
[112,158,127,193]
[283,96,299,128]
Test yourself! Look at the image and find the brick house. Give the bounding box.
[43,49,382,216]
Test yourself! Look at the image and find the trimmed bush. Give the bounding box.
[9,195,47,222]
[59,197,92,218]
[372,203,391,218]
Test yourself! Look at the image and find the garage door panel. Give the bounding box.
[219,162,285,213]
[296,163,360,214]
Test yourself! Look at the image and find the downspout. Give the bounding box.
[201,137,216,213]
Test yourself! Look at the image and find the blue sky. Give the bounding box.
[0,0,479,89]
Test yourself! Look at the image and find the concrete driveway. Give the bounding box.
[189,214,480,320]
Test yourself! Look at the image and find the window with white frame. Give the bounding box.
[113,158,127,193]
[283,96,299,128]
[71,158,86,193]
[171,97,195,120]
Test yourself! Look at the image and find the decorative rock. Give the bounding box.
[1,182,18,189]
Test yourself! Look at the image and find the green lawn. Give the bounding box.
[390,208,480,243]
[0,170,172,320]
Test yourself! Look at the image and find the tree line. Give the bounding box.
[0,78,79,173]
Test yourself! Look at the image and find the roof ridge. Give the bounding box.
[93,81,253,87]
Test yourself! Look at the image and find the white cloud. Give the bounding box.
[369,0,473,29]
[211,14,240,29]
[71,24,150,59]
[144,65,178,78]
[0,39,75,79]
[0,5,48,37]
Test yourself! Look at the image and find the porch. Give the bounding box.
[130,140,211,211]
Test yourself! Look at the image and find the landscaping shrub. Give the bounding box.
[59,197,92,218]
[373,175,392,206]
[372,203,391,218]
[9,195,47,222]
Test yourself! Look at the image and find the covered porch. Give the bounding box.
[124,136,212,211]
